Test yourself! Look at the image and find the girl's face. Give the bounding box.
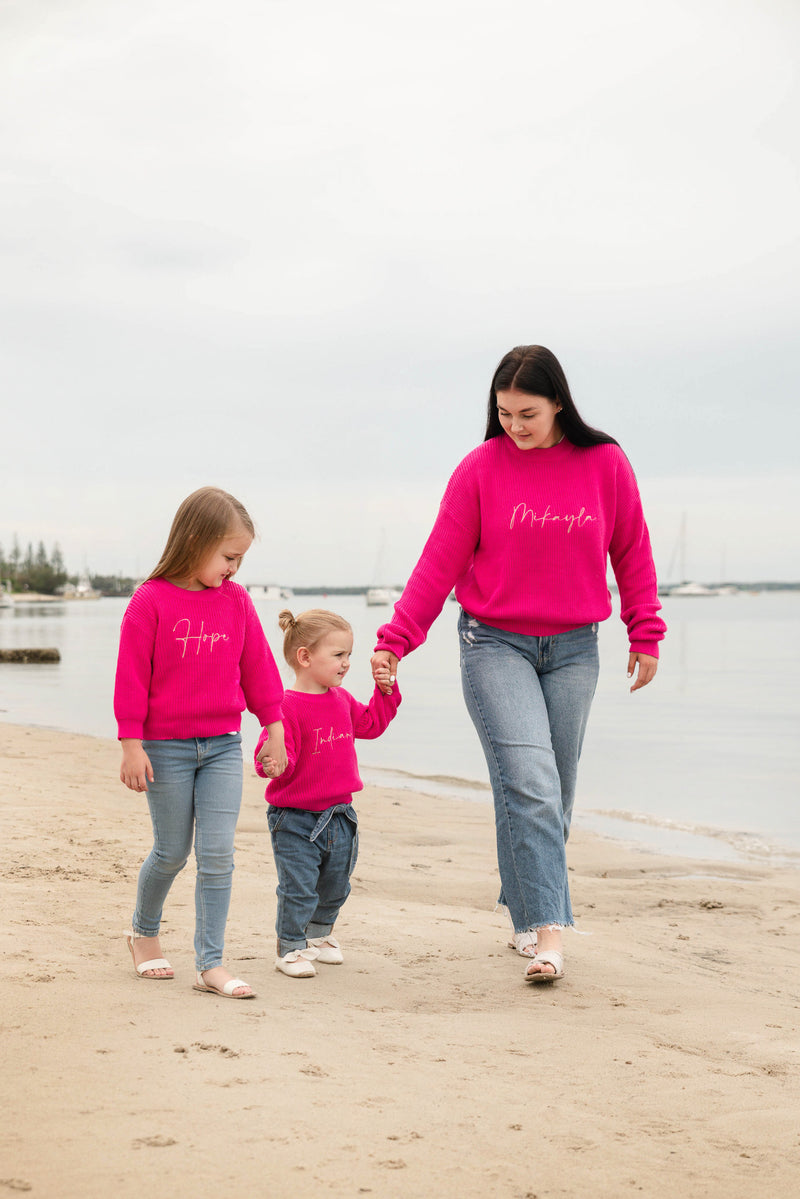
[186,527,253,591]
[298,629,353,692]
[496,388,562,450]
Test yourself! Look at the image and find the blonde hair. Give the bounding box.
[279,608,352,669]
[147,487,255,583]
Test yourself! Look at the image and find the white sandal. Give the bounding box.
[193,970,255,999]
[275,947,320,978]
[507,928,538,958]
[525,950,565,983]
[308,936,344,965]
[125,930,174,980]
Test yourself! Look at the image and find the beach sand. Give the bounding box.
[2,723,799,1198]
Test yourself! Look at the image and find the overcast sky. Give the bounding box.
[2,0,798,587]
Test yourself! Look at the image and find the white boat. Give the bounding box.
[664,514,727,597]
[365,587,401,606]
[247,584,294,600]
[667,581,719,597]
[61,573,101,600]
[0,584,14,609]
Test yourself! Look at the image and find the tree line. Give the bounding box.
[1,538,71,594]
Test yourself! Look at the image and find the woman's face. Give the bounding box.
[496,388,562,451]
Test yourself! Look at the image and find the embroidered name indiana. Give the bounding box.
[509,502,597,533]
[312,726,354,754]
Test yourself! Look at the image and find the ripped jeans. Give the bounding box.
[459,610,599,932]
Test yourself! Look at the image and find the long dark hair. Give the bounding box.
[484,345,617,447]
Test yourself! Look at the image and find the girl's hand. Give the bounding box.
[371,650,399,695]
[627,653,658,692]
[119,739,154,792]
[259,756,282,779]
[258,721,287,776]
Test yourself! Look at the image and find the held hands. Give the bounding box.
[120,739,154,792]
[371,650,399,695]
[256,721,287,778]
[627,652,658,692]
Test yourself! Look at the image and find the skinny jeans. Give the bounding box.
[132,734,243,971]
[459,611,599,932]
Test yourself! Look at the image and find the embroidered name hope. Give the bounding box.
[509,502,597,533]
[312,726,354,754]
[173,617,230,656]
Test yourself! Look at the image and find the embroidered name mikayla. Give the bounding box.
[173,618,230,656]
[509,502,597,533]
[312,726,354,754]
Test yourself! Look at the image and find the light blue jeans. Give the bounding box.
[267,804,359,957]
[459,611,599,932]
[133,734,243,971]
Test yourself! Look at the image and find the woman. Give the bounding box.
[370,345,665,984]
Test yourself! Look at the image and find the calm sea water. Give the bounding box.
[1,591,798,865]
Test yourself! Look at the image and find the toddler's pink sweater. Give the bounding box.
[114,578,283,740]
[376,436,666,660]
[255,684,401,812]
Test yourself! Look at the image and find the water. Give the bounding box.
[1,591,798,865]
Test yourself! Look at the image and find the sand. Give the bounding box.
[1,722,799,1198]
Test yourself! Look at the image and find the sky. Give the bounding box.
[1,0,798,587]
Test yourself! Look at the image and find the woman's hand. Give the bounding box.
[120,739,154,792]
[371,650,399,695]
[627,653,658,692]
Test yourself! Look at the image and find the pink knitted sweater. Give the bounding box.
[376,436,666,660]
[254,684,401,812]
[114,578,283,740]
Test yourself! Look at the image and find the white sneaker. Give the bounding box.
[308,936,344,965]
[275,947,319,978]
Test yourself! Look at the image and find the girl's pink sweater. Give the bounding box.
[254,684,401,812]
[114,578,283,740]
[376,436,666,660]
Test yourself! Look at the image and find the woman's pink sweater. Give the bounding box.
[114,578,283,740]
[376,436,666,660]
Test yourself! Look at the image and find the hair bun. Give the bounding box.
[278,608,296,631]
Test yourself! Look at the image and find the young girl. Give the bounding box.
[255,609,400,978]
[115,486,286,1000]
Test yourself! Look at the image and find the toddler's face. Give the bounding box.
[304,630,353,690]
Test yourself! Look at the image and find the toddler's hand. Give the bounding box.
[371,650,398,695]
[258,722,287,776]
[259,756,282,779]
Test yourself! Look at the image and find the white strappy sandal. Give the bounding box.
[125,930,174,980]
[525,950,565,983]
[193,970,255,999]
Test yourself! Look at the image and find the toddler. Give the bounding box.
[256,609,400,977]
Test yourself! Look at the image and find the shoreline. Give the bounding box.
[1,710,797,869]
[362,761,800,869]
[3,721,800,1198]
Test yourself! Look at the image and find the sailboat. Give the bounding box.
[365,529,401,606]
[664,514,721,596]
[365,586,402,606]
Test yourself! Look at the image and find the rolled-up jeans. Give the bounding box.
[133,734,243,971]
[267,803,359,957]
[459,611,599,933]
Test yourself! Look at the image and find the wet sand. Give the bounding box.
[2,723,799,1197]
